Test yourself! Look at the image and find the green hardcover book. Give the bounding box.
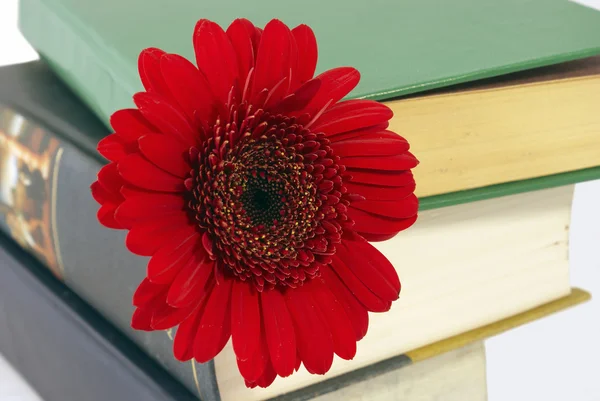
[18,0,600,128]
[17,0,600,209]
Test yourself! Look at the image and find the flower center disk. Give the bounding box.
[186,105,348,291]
[239,173,288,227]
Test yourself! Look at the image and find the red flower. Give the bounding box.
[91,18,418,388]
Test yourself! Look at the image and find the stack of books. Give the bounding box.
[1,0,600,400]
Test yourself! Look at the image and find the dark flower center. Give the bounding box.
[240,174,285,227]
[185,103,350,291]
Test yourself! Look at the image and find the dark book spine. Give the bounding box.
[0,62,219,401]
[0,232,197,401]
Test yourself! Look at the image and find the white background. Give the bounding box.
[0,1,599,399]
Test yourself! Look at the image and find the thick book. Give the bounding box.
[0,60,594,399]
[0,233,198,401]
[17,0,600,202]
[18,0,600,126]
[392,56,600,199]
[0,231,591,401]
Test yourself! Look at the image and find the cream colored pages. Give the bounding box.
[391,77,600,198]
[215,185,573,401]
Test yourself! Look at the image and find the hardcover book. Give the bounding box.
[0,233,198,401]
[0,60,595,400]
[389,56,600,199]
[0,229,590,401]
[18,0,600,125]
[17,0,600,202]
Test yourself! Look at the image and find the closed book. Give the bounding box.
[0,233,198,401]
[18,0,600,126]
[0,59,594,399]
[17,0,600,205]
[391,56,600,201]
[0,230,591,401]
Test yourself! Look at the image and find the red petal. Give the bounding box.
[174,307,204,361]
[285,287,334,375]
[131,307,153,331]
[348,208,418,237]
[261,289,296,377]
[341,153,419,171]
[90,180,116,205]
[110,109,158,143]
[320,266,368,341]
[147,228,201,284]
[325,123,390,144]
[346,232,401,289]
[300,67,360,118]
[312,100,392,136]
[347,169,415,187]
[97,134,128,162]
[336,240,399,302]
[309,278,356,360]
[120,185,179,199]
[290,24,317,90]
[264,76,290,109]
[194,19,239,105]
[226,19,256,86]
[166,255,213,308]
[329,255,391,312]
[97,204,122,229]
[133,92,197,146]
[345,182,416,201]
[202,232,214,258]
[269,78,321,115]
[252,360,277,388]
[231,281,261,361]
[160,54,216,125]
[114,193,184,228]
[138,133,191,178]
[133,278,168,307]
[151,301,198,330]
[193,278,234,362]
[96,162,126,197]
[126,214,192,256]
[359,232,399,242]
[350,193,419,220]
[252,19,292,98]
[118,154,184,192]
[288,30,299,95]
[131,292,168,331]
[332,137,409,159]
[94,165,125,229]
[237,332,268,383]
[295,352,301,372]
[252,27,263,53]
[138,48,173,98]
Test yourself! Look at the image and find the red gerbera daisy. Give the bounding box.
[91,18,419,388]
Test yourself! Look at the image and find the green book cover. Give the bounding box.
[18,0,600,128]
